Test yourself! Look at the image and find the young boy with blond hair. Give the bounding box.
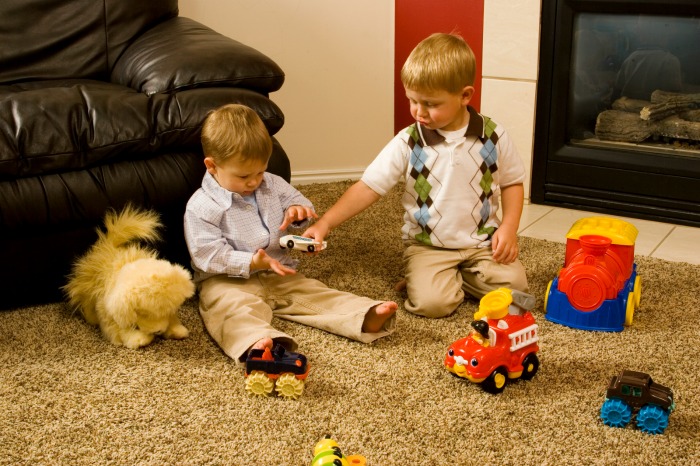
[304,33,528,318]
[184,104,396,361]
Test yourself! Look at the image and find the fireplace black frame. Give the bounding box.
[532,0,700,227]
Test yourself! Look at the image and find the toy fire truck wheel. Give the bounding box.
[245,371,275,396]
[520,353,540,380]
[636,404,669,434]
[482,367,508,394]
[275,373,305,399]
[600,398,632,428]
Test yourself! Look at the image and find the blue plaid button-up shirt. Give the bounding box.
[184,171,314,282]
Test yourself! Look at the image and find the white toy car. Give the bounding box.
[279,235,327,252]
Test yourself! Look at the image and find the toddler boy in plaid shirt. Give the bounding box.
[184,104,396,361]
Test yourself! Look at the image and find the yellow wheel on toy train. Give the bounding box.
[275,373,305,399]
[633,275,642,308]
[544,280,553,313]
[625,292,635,326]
[245,371,275,396]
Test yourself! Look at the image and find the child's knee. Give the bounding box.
[405,293,462,318]
[483,261,529,293]
[509,273,529,293]
[502,267,529,293]
[461,265,528,300]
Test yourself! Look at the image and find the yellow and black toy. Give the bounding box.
[310,436,366,466]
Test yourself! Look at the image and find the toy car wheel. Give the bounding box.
[520,353,540,380]
[600,398,632,428]
[245,371,275,396]
[286,240,295,249]
[624,292,635,326]
[482,367,508,394]
[636,404,669,434]
[275,372,305,400]
[307,245,315,253]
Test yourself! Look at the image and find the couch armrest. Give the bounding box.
[111,17,284,96]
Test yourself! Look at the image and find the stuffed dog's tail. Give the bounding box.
[64,205,163,323]
[100,204,162,247]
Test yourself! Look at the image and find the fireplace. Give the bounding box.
[532,0,700,227]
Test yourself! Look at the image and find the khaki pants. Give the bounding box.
[402,242,528,318]
[198,272,396,361]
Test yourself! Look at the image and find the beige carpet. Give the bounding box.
[1,181,698,465]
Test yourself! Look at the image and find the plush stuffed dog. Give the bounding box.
[64,205,195,348]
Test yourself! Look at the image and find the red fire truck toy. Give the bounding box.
[444,288,540,394]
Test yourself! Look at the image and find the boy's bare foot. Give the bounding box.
[362,301,398,333]
[250,337,274,352]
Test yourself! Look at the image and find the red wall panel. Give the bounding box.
[394,0,484,134]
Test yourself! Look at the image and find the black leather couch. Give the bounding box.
[0,0,291,309]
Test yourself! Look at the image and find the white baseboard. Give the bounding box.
[290,168,365,186]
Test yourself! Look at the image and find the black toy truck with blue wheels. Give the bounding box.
[600,370,674,434]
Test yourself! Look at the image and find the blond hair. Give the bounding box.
[400,33,476,93]
[200,104,272,164]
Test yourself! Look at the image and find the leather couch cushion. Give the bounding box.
[0,2,284,96]
[0,0,179,83]
[112,17,285,96]
[0,0,292,310]
[0,81,285,178]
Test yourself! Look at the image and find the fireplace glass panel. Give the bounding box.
[532,1,700,227]
[568,13,700,155]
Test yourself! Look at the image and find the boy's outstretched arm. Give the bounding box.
[304,180,381,243]
[491,183,524,264]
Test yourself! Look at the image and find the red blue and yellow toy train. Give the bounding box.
[544,217,642,332]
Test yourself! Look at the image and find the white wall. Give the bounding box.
[178,1,541,199]
[481,0,541,200]
[178,0,395,185]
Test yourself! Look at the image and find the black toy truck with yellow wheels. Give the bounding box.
[245,344,309,400]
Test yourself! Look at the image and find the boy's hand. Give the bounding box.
[494,183,524,264]
[302,219,331,245]
[279,205,318,231]
[491,227,519,264]
[251,249,296,276]
[298,180,381,246]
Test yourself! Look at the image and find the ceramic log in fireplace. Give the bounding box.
[532,0,700,227]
